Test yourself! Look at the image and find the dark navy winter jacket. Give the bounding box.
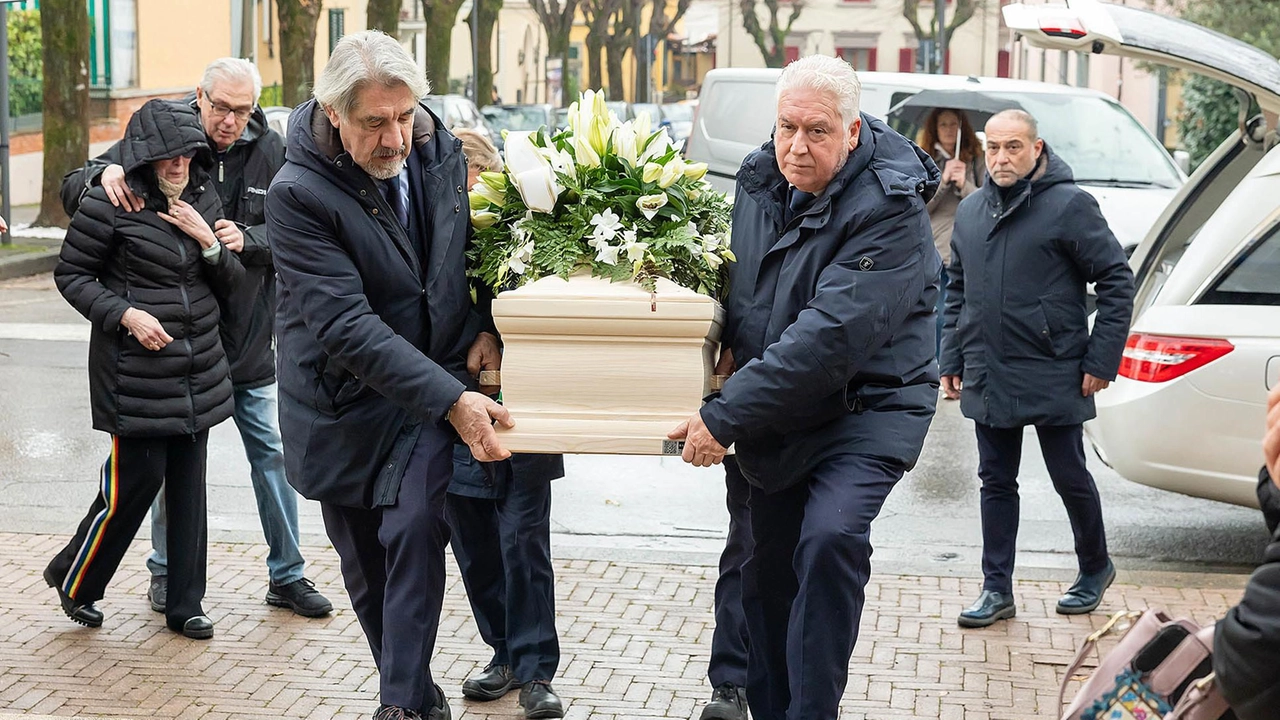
[700,114,942,493]
[267,99,482,509]
[940,144,1134,429]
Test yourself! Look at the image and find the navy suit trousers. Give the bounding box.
[742,453,904,720]
[321,426,454,713]
[708,455,752,688]
[445,466,559,683]
[975,422,1109,594]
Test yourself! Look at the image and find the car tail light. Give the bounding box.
[1118,333,1234,383]
[1039,16,1088,39]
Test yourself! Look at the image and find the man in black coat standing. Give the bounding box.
[674,54,941,720]
[60,58,331,619]
[940,109,1135,628]
[268,30,510,720]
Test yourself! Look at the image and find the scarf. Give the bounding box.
[156,174,189,210]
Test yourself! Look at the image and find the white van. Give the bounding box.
[684,68,1187,252]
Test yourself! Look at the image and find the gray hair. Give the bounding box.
[776,54,862,128]
[313,30,429,120]
[201,57,263,103]
[988,109,1040,139]
[455,128,501,172]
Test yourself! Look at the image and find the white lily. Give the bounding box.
[640,129,674,164]
[504,131,562,213]
[471,210,500,229]
[642,162,663,184]
[702,252,724,269]
[612,122,640,167]
[636,193,668,221]
[590,208,623,242]
[683,162,709,181]
[658,160,684,189]
[470,182,506,209]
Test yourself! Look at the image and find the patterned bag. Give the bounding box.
[1059,609,1234,720]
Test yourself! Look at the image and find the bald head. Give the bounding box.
[984,109,1044,187]
[986,109,1038,140]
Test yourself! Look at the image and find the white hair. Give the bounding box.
[776,54,862,128]
[313,30,429,120]
[201,57,263,103]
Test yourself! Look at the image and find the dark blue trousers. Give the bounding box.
[708,455,751,688]
[445,468,559,683]
[742,453,904,720]
[975,422,1109,595]
[321,426,453,713]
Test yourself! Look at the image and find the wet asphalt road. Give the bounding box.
[0,274,1268,580]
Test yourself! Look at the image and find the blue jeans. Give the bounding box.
[148,383,305,585]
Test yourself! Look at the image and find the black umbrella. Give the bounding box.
[887,87,1026,129]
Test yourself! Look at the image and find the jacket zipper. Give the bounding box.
[219,159,225,183]
[176,234,196,432]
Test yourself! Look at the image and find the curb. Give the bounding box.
[0,234,62,281]
[0,248,59,281]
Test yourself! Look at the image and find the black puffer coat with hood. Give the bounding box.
[55,99,244,437]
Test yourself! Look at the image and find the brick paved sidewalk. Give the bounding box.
[0,533,1244,720]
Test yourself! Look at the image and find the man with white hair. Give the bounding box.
[60,57,332,620]
[672,55,941,720]
[267,31,510,720]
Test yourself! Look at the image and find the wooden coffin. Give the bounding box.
[491,273,724,455]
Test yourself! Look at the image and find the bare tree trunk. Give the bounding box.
[739,0,802,68]
[35,0,89,228]
[422,0,465,93]
[277,0,322,107]
[529,0,581,106]
[585,34,605,91]
[367,0,402,33]
[465,0,502,104]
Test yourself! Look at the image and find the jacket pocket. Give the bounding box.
[1040,297,1089,358]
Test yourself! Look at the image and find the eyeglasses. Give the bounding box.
[206,99,255,122]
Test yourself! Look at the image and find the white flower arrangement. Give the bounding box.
[467,90,734,298]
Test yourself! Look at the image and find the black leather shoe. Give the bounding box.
[699,682,748,720]
[147,575,166,613]
[1057,560,1116,615]
[957,590,1016,628]
[266,577,333,617]
[461,664,518,701]
[43,566,103,628]
[424,683,451,720]
[518,681,565,719]
[373,705,422,720]
[176,615,214,640]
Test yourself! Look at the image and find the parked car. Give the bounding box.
[261,98,495,146]
[263,105,291,138]
[662,100,696,149]
[481,103,556,149]
[684,67,1186,253]
[424,94,494,144]
[1005,0,1280,508]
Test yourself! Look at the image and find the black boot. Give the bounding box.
[43,566,103,628]
[1056,560,1116,615]
[699,683,747,720]
[461,664,518,701]
[518,681,565,719]
[957,590,1016,628]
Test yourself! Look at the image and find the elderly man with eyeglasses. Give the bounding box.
[61,57,332,620]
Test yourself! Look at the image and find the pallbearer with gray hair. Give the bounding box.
[676,54,943,720]
[268,29,512,720]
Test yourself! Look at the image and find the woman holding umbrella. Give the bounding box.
[918,107,983,360]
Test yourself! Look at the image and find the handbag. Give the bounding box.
[1059,608,1235,720]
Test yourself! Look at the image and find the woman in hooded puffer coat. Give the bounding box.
[43,99,243,640]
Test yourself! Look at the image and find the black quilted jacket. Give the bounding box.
[55,99,244,437]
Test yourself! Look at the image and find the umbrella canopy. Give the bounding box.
[886,88,1026,128]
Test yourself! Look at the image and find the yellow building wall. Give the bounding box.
[135,0,233,91]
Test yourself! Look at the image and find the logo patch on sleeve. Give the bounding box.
[858,256,875,271]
